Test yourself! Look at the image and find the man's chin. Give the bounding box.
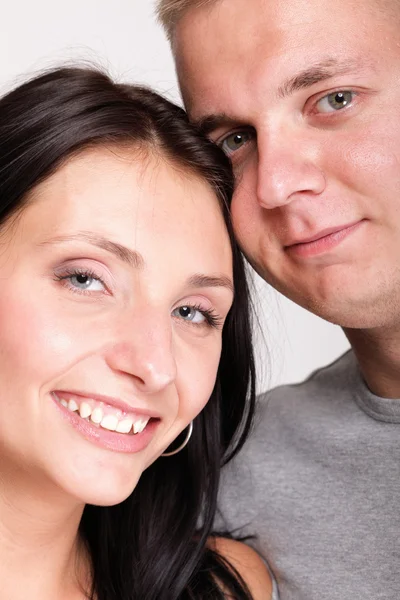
[285,290,398,330]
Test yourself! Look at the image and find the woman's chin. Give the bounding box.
[76,481,139,507]
[83,487,136,508]
[90,474,143,507]
[53,466,143,508]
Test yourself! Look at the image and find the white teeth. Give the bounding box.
[90,407,103,424]
[79,402,92,419]
[60,395,150,435]
[116,418,133,434]
[139,418,150,433]
[68,399,79,412]
[133,418,149,434]
[101,415,119,431]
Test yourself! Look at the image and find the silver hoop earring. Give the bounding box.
[161,421,193,457]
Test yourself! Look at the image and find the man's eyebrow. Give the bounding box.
[39,232,144,268]
[195,58,364,136]
[195,114,248,137]
[187,273,234,294]
[278,58,361,99]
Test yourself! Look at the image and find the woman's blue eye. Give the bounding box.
[316,90,355,113]
[69,273,104,291]
[173,305,206,324]
[220,131,252,155]
[55,269,106,293]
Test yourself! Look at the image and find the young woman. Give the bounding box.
[0,67,271,600]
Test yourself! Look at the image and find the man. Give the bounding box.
[156,1,400,598]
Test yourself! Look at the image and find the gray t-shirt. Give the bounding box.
[217,350,400,600]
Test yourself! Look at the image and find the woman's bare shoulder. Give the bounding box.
[211,537,272,600]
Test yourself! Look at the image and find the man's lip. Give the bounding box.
[53,390,161,419]
[285,220,363,247]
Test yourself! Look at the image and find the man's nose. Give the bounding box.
[105,314,177,394]
[256,129,326,210]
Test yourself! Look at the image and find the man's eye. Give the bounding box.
[220,131,253,156]
[316,90,356,113]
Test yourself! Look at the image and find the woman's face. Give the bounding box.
[0,146,233,506]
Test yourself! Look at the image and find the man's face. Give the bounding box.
[176,0,400,328]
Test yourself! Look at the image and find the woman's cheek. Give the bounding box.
[177,337,222,418]
[0,290,92,381]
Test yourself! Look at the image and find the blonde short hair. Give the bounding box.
[156,0,218,41]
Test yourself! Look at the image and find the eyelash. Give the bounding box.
[217,128,255,159]
[182,303,224,329]
[308,89,359,116]
[55,268,225,329]
[217,88,360,156]
[54,267,107,295]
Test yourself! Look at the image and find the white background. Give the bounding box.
[2,0,349,391]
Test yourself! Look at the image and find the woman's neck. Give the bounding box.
[0,465,88,600]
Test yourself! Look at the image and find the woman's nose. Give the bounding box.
[105,316,177,394]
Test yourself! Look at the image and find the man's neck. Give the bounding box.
[345,324,400,398]
[0,466,87,600]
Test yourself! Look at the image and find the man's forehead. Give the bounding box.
[176,0,399,119]
[175,0,399,65]
[175,0,283,116]
[173,0,399,32]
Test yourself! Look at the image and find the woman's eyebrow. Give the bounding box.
[39,231,144,268]
[40,235,233,291]
[187,274,234,294]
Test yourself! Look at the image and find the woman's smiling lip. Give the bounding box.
[284,220,365,258]
[54,389,162,419]
[52,391,161,453]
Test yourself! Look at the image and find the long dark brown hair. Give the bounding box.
[0,66,256,599]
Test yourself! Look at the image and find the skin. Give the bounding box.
[212,537,272,599]
[174,0,400,397]
[0,146,235,599]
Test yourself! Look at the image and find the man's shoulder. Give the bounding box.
[217,350,358,498]
[260,349,355,406]
[259,350,355,402]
